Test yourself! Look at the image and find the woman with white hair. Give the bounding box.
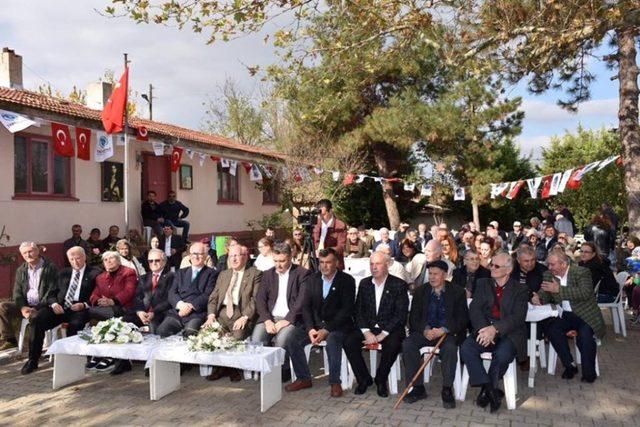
[116,239,146,276]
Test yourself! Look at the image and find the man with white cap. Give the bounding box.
[507,221,525,251]
[490,221,508,242]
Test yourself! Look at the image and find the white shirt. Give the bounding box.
[226,268,245,306]
[66,265,86,302]
[388,260,409,282]
[319,216,335,249]
[164,236,172,257]
[254,254,275,272]
[361,274,389,335]
[272,266,291,318]
[557,269,572,312]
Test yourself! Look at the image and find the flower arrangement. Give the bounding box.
[80,317,144,344]
[187,322,243,352]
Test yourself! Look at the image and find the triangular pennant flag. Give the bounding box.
[453,187,465,201]
[210,156,220,163]
[220,158,230,168]
[420,185,432,196]
[526,177,543,199]
[152,141,165,156]
[75,127,91,161]
[342,173,356,185]
[506,180,526,200]
[241,162,252,173]
[94,131,114,162]
[229,160,238,176]
[51,123,74,157]
[540,175,553,199]
[576,161,601,179]
[0,109,36,133]
[596,155,619,171]
[186,149,194,160]
[116,134,125,146]
[249,164,263,181]
[355,174,366,184]
[171,147,183,172]
[616,156,624,167]
[373,177,383,183]
[492,182,510,199]
[557,169,574,193]
[403,183,416,192]
[281,166,289,180]
[198,153,206,167]
[549,172,563,196]
[136,126,148,141]
[332,171,340,182]
[566,167,585,190]
[313,167,324,175]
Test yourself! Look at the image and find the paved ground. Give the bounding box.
[0,313,638,427]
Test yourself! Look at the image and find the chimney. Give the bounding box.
[0,48,23,89]
[86,81,113,110]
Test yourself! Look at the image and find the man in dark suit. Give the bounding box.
[204,245,262,382]
[157,242,217,337]
[252,242,312,392]
[543,224,558,251]
[402,260,468,408]
[141,190,163,238]
[158,224,185,269]
[303,248,355,398]
[460,251,529,413]
[21,246,97,374]
[343,251,409,398]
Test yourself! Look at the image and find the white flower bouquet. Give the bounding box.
[80,317,144,344]
[187,322,243,352]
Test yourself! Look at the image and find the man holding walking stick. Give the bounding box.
[401,260,469,408]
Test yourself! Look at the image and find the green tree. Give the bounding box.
[539,127,625,229]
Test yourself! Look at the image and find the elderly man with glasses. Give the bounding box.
[452,251,491,298]
[460,251,529,413]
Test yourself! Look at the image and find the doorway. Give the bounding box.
[141,152,171,201]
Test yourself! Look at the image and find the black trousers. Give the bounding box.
[343,327,404,385]
[29,306,88,363]
[122,311,164,334]
[547,311,598,378]
[156,315,203,338]
[402,333,458,388]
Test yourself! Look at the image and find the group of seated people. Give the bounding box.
[0,206,609,414]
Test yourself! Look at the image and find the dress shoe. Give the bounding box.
[581,374,597,384]
[376,381,389,398]
[285,379,312,392]
[330,384,343,398]
[85,357,101,371]
[21,360,38,375]
[354,376,373,395]
[111,360,132,376]
[228,368,242,382]
[95,358,116,373]
[476,385,490,408]
[488,388,503,413]
[206,367,229,381]
[403,386,427,403]
[561,365,579,380]
[441,386,455,409]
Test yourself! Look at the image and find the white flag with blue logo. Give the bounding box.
[0,109,36,133]
[95,131,114,162]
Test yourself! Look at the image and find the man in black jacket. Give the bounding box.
[511,245,548,295]
[343,251,409,398]
[158,191,190,241]
[141,190,163,238]
[22,246,98,374]
[158,224,185,269]
[460,251,528,413]
[303,248,355,398]
[402,260,468,408]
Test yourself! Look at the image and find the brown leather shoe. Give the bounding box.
[229,368,242,382]
[330,383,343,397]
[285,379,312,392]
[206,367,228,381]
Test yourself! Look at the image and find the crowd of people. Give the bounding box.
[0,198,635,414]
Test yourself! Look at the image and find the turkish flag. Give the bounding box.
[210,156,220,163]
[75,127,91,160]
[171,147,183,172]
[51,123,74,157]
[342,173,355,186]
[506,180,525,200]
[566,167,584,190]
[101,68,129,134]
[136,126,148,141]
[241,162,252,173]
[540,175,553,199]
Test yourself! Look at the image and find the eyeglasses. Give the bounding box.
[489,263,505,269]
[190,253,206,257]
[148,259,163,263]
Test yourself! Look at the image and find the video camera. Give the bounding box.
[298,207,319,232]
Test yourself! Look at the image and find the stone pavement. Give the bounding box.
[0,316,639,427]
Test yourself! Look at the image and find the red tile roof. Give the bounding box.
[0,86,285,161]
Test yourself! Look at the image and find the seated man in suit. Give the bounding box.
[533,250,605,383]
[158,224,185,269]
[460,251,528,413]
[343,251,409,398]
[203,245,262,382]
[21,246,98,374]
[86,251,138,373]
[303,248,356,398]
[402,260,468,408]
[252,242,311,392]
[157,242,218,338]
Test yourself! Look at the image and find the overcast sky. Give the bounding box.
[0,0,620,160]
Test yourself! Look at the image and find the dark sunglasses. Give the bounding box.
[148,259,163,263]
[489,263,504,269]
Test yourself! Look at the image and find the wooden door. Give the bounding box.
[141,153,171,201]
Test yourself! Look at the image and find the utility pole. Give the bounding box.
[142,84,154,120]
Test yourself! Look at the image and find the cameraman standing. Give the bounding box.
[312,199,347,269]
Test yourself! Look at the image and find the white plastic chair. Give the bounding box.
[547,337,600,376]
[290,342,353,390]
[459,352,518,410]
[17,318,58,357]
[419,346,462,398]
[597,273,627,337]
[365,346,402,394]
[527,336,547,370]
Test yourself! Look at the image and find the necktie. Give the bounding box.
[225,271,239,318]
[152,274,159,293]
[65,271,80,309]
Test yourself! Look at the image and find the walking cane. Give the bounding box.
[393,333,447,410]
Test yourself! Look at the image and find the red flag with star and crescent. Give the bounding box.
[75,127,91,160]
[171,147,183,172]
[51,123,74,157]
[101,67,129,134]
[136,126,148,141]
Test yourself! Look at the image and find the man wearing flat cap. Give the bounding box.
[402,260,469,408]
